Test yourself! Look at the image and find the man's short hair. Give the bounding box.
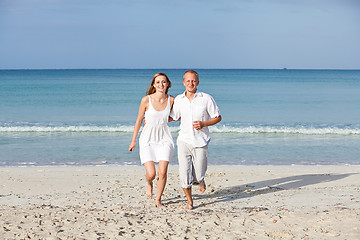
[183,70,199,81]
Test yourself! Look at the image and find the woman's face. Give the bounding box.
[153,75,169,93]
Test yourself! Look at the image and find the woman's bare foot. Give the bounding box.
[146,182,153,199]
[199,181,206,193]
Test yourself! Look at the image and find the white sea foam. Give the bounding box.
[0,125,134,133]
[1,124,359,135]
[209,125,360,135]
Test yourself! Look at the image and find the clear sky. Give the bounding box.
[0,0,359,69]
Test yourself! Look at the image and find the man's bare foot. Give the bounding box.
[199,181,206,193]
[146,182,153,199]
[185,203,193,210]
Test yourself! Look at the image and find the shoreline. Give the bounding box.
[1,162,360,168]
[1,165,359,239]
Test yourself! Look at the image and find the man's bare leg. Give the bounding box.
[183,187,193,210]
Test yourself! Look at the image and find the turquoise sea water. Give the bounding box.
[0,69,359,166]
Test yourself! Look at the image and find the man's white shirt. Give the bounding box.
[170,91,220,148]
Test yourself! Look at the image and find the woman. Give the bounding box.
[128,72,174,207]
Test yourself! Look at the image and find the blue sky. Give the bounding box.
[0,0,359,69]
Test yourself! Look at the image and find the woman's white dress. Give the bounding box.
[139,96,174,164]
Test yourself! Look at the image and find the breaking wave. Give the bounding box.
[1,124,359,135]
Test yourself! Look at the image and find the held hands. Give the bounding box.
[193,121,204,131]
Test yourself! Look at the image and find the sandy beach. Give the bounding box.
[0,165,359,239]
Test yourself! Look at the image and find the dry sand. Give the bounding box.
[0,165,359,239]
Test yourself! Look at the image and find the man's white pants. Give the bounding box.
[177,139,208,188]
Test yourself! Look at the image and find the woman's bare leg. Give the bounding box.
[144,161,156,199]
[155,160,169,207]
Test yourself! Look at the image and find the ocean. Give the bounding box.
[0,69,359,166]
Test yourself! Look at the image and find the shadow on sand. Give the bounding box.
[185,173,357,208]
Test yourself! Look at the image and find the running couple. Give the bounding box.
[129,70,221,210]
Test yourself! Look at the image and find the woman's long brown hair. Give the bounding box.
[146,72,171,95]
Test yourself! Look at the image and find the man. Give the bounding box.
[170,70,221,210]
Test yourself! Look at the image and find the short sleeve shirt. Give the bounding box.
[170,91,220,147]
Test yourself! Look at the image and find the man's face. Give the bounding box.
[183,73,199,93]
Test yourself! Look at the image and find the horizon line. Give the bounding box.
[1,68,360,71]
